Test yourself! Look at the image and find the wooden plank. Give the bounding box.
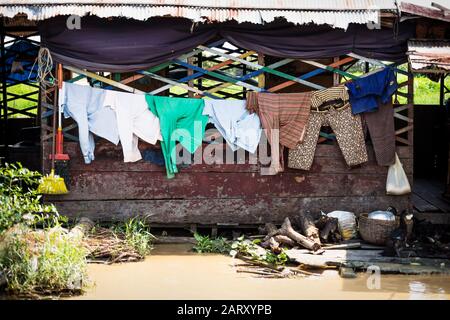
[43,142,413,175]
[49,195,411,224]
[412,193,440,213]
[413,179,450,213]
[198,45,325,90]
[400,2,450,22]
[267,57,354,93]
[46,170,395,201]
[152,50,256,95]
[286,249,450,274]
[64,66,144,94]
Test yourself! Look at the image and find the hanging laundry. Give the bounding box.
[361,101,396,166]
[345,67,398,114]
[59,81,119,164]
[145,95,208,179]
[288,86,368,170]
[103,90,162,162]
[246,91,311,174]
[202,99,262,154]
[142,148,165,167]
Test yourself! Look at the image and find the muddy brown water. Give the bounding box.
[69,244,450,300]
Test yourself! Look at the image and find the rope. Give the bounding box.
[29,47,55,88]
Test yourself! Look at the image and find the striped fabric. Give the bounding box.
[246,91,312,148]
[246,91,312,174]
[310,85,349,111]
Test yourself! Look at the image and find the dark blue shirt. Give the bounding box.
[345,67,398,115]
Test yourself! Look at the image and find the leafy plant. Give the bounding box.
[193,232,231,254]
[264,250,288,266]
[230,236,289,266]
[0,163,64,234]
[0,224,88,295]
[113,218,154,257]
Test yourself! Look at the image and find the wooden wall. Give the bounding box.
[41,56,414,226]
[44,140,412,224]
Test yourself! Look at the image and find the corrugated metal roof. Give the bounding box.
[0,1,397,29]
[400,1,450,22]
[0,1,398,10]
[408,40,450,72]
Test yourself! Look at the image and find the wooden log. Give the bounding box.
[324,243,361,250]
[263,223,279,241]
[279,217,321,251]
[69,217,94,239]
[261,237,282,254]
[273,235,297,247]
[296,211,321,245]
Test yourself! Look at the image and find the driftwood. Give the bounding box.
[279,218,321,251]
[263,223,279,241]
[69,217,95,239]
[83,224,147,264]
[324,243,361,250]
[261,237,282,253]
[273,235,297,247]
[296,211,321,245]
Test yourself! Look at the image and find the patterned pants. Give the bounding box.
[288,104,368,170]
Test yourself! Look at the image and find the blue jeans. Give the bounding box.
[345,67,398,114]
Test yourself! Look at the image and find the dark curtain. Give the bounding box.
[39,16,217,72]
[221,21,414,62]
[39,16,414,72]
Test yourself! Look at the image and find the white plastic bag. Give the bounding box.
[326,211,357,240]
[386,153,411,195]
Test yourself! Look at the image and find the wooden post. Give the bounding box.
[407,65,414,196]
[187,56,195,98]
[257,52,265,89]
[333,57,341,86]
[1,17,8,161]
[407,65,414,147]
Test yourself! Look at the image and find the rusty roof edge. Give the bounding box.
[0,0,399,11]
[400,1,450,22]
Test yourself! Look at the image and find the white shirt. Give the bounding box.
[203,99,262,154]
[104,90,162,162]
[59,82,120,164]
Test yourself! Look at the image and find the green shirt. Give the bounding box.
[145,95,208,179]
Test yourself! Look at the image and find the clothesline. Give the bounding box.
[57,65,399,180]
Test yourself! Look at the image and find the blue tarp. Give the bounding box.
[1,40,39,84]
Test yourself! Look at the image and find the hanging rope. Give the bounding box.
[30,47,55,88]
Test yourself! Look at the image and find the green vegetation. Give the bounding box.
[230,236,289,266]
[112,218,154,257]
[397,73,449,105]
[0,225,88,296]
[193,232,231,254]
[0,83,39,118]
[0,163,63,234]
[192,233,289,266]
[0,162,87,296]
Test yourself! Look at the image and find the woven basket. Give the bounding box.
[358,213,400,245]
